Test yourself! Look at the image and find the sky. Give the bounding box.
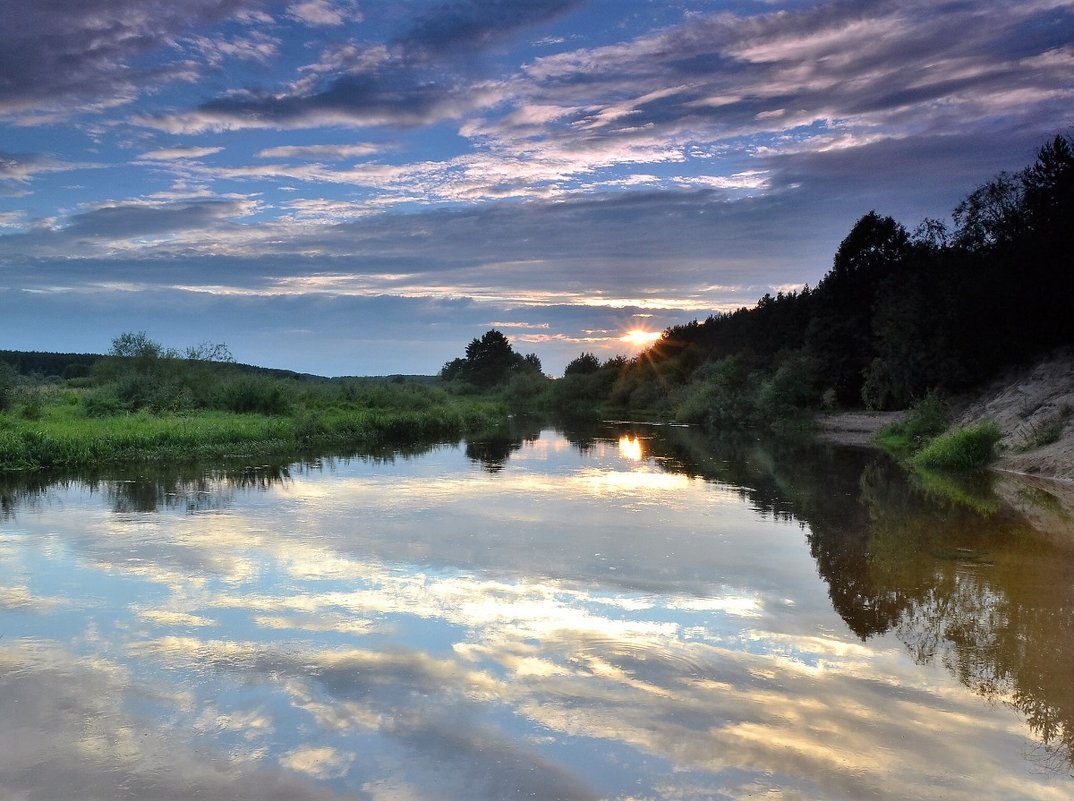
[0,0,1071,376]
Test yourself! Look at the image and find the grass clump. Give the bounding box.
[911,421,1002,471]
[875,390,949,460]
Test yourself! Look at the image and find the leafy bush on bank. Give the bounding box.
[874,391,949,460]
[912,421,1003,471]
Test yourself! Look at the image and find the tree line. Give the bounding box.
[559,133,1074,425]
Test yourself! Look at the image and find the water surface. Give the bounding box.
[1,425,1072,800]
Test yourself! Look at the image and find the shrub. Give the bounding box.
[19,393,43,420]
[906,391,948,435]
[875,390,949,459]
[912,421,1002,471]
[756,353,819,421]
[215,376,291,415]
[501,371,551,408]
[673,357,754,428]
[82,391,125,418]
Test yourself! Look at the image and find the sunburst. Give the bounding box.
[621,328,662,348]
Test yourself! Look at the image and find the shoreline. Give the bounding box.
[812,411,904,448]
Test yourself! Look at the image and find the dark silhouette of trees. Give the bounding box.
[440,329,543,388]
[564,352,602,376]
[806,211,911,405]
[606,131,1074,419]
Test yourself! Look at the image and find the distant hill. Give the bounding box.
[0,348,436,384]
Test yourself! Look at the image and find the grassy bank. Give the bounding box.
[0,381,509,473]
[874,392,1002,472]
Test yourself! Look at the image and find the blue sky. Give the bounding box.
[1,0,1071,375]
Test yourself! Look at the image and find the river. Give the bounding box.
[1,422,1072,800]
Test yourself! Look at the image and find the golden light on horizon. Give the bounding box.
[621,328,662,348]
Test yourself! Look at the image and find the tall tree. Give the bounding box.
[807,212,910,405]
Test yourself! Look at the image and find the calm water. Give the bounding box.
[1,424,1072,800]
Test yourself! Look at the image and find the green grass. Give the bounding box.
[875,391,949,461]
[0,397,509,473]
[911,421,1003,471]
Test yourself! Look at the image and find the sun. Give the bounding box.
[621,328,662,348]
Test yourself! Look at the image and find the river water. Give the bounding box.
[1,423,1072,800]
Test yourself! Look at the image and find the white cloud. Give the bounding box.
[256,143,386,160]
[140,146,225,161]
[286,0,360,28]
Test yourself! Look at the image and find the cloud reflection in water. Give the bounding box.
[1,429,1072,800]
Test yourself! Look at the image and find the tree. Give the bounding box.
[110,331,166,361]
[806,212,910,405]
[564,352,601,376]
[1021,134,1074,234]
[953,171,1025,252]
[441,330,540,388]
[185,341,235,363]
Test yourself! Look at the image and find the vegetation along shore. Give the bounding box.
[2,134,1072,477]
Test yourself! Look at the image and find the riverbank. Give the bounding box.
[813,410,904,447]
[0,401,510,473]
[814,347,1074,483]
[952,346,1074,483]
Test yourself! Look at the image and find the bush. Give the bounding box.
[756,353,819,421]
[111,374,195,413]
[875,390,949,459]
[501,371,551,408]
[903,390,949,439]
[215,377,291,415]
[19,392,43,420]
[673,357,754,428]
[912,421,1002,471]
[82,391,125,418]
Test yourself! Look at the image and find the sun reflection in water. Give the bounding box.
[618,435,644,462]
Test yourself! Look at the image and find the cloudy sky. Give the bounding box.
[0,0,1071,375]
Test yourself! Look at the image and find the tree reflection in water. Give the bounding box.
[464,418,543,473]
[630,426,1074,777]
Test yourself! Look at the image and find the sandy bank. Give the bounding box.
[953,346,1074,483]
[813,410,903,447]
[814,348,1074,483]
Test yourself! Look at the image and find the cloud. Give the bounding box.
[0,0,269,121]
[477,0,1073,165]
[286,0,360,27]
[141,0,585,134]
[183,30,281,66]
[0,151,87,195]
[256,142,386,160]
[148,69,499,133]
[0,210,26,228]
[0,641,348,801]
[398,0,583,56]
[140,146,225,161]
[279,745,353,779]
[61,199,254,238]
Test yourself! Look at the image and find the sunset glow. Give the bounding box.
[622,329,662,349]
[0,1,1063,376]
[618,435,644,462]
